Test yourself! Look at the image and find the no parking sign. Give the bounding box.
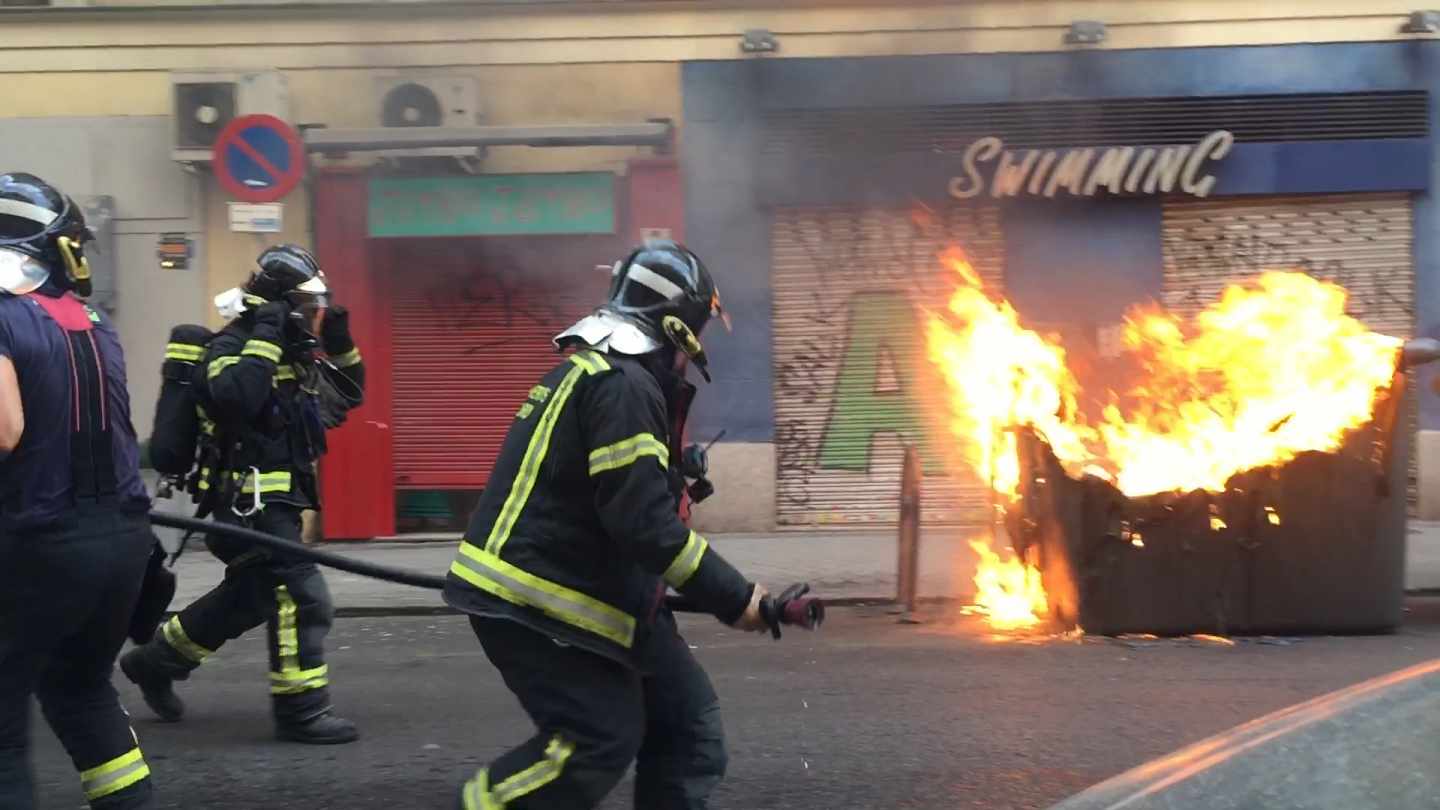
[212,114,307,203]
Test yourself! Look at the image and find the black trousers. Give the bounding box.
[460,610,727,810]
[0,505,156,810]
[164,504,336,722]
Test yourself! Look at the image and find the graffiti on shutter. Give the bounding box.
[392,244,610,490]
[772,204,1006,526]
[1161,193,1417,511]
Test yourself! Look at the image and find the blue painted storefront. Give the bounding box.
[681,41,1440,441]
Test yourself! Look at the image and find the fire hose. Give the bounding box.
[146,512,825,638]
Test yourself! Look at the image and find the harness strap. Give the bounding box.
[26,292,116,500]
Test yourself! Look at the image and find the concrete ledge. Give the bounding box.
[1409,522,1440,590]
[690,442,778,534]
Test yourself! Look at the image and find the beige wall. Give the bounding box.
[0,1,1432,71]
[0,0,1423,318]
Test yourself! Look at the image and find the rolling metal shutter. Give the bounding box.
[1160,193,1417,509]
[772,204,1006,527]
[391,258,609,490]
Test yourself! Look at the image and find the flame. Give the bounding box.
[925,250,1402,632]
[926,257,1401,499]
[961,536,1048,630]
[923,248,1094,498]
[1093,273,1402,494]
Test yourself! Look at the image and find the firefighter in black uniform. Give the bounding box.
[0,173,157,809]
[444,240,770,810]
[121,244,365,744]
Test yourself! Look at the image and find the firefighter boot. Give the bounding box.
[118,636,194,723]
[276,710,360,745]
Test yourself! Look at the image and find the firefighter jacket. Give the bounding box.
[442,349,754,667]
[199,312,365,511]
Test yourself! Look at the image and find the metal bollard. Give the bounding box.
[895,445,922,623]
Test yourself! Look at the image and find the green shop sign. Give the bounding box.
[368,173,616,237]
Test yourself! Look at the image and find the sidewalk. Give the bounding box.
[155,515,1440,614]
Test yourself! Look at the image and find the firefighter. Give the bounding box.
[444,240,771,810]
[120,244,365,744]
[0,172,157,809]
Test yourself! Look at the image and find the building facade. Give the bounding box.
[3,1,1438,538]
[684,43,1438,530]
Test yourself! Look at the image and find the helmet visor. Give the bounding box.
[0,197,58,248]
[288,294,329,337]
[0,247,50,295]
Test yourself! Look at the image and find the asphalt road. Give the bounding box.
[27,602,1440,810]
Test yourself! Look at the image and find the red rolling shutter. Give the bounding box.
[389,241,612,489]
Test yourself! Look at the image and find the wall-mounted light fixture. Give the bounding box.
[1064,20,1107,46]
[1401,10,1440,33]
[741,29,779,54]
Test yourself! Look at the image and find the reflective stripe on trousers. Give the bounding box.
[462,735,576,810]
[162,615,213,665]
[80,746,151,802]
[271,585,329,695]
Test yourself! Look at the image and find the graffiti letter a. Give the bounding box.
[817,292,941,474]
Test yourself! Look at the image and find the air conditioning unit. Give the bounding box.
[373,75,484,167]
[170,70,291,164]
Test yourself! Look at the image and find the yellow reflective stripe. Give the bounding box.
[162,615,212,664]
[483,357,594,555]
[268,585,326,694]
[207,355,240,380]
[275,364,298,382]
[588,433,669,477]
[270,664,329,695]
[461,768,501,810]
[528,385,551,403]
[80,747,150,801]
[663,531,709,589]
[331,348,362,368]
[493,735,575,804]
[569,351,597,374]
[451,542,636,648]
[240,471,292,494]
[276,584,299,670]
[165,342,206,362]
[242,339,283,363]
[583,350,610,372]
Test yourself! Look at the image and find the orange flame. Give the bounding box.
[1095,273,1401,494]
[926,250,1402,631]
[960,536,1048,630]
[923,248,1094,499]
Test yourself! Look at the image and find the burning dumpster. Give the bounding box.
[924,249,1414,636]
[1008,370,1408,636]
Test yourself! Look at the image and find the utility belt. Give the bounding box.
[190,432,316,520]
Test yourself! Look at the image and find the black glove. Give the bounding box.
[321,304,355,355]
[252,299,291,336]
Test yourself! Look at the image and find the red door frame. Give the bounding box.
[313,158,685,540]
[315,169,396,540]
